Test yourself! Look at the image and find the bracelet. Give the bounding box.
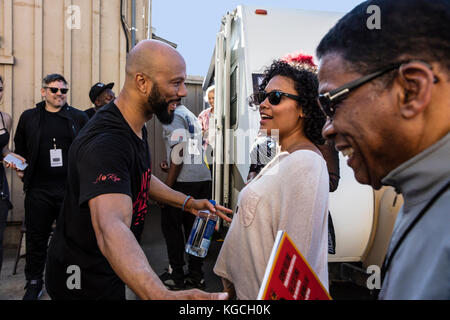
[185,197,194,211]
[182,195,192,211]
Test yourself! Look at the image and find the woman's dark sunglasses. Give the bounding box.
[44,87,69,94]
[317,60,438,119]
[255,90,301,106]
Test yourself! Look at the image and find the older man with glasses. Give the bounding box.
[13,73,88,300]
[316,0,450,299]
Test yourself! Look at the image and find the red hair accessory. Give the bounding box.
[281,52,317,72]
[281,52,316,66]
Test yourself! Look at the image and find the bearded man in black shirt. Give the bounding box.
[45,40,232,300]
[14,73,89,300]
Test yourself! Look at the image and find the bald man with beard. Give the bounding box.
[45,40,231,300]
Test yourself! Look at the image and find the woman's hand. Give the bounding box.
[3,152,26,178]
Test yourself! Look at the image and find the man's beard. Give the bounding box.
[148,84,178,125]
[47,99,65,109]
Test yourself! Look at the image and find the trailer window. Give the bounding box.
[230,66,238,127]
[252,73,264,95]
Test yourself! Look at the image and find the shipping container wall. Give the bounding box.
[0,0,150,222]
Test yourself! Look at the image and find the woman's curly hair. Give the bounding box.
[250,56,326,145]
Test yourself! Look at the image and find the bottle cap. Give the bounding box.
[209,200,216,206]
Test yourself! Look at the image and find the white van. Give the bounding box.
[203,5,403,289]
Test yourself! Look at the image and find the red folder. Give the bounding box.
[257,230,331,300]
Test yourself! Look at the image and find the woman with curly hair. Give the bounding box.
[214,53,330,299]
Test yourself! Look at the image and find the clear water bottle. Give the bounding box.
[186,200,218,258]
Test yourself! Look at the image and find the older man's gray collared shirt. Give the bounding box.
[379,132,450,300]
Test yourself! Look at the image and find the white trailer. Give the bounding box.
[204,5,403,289]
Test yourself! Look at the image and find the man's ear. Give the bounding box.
[397,62,434,119]
[135,73,151,95]
[298,106,305,119]
[40,87,46,99]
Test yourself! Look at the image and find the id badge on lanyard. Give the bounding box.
[50,138,63,167]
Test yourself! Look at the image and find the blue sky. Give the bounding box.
[151,0,362,76]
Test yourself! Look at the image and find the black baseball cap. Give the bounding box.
[89,82,114,104]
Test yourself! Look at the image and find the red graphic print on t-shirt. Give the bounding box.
[132,169,151,227]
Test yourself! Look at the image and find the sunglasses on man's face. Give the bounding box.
[317,63,405,119]
[317,60,438,119]
[255,90,301,106]
[44,87,69,95]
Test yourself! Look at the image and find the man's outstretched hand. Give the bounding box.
[163,289,229,300]
[187,199,233,223]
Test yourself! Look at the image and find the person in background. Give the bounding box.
[246,134,278,184]
[214,54,329,299]
[316,139,339,254]
[85,82,115,119]
[0,76,26,277]
[14,73,89,300]
[159,103,212,291]
[316,0,449,299]
[198,85,215,172]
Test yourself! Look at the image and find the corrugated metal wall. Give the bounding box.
[0,0,206,226]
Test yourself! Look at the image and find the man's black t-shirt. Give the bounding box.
[31,110,72,192]
[46,102,152,300]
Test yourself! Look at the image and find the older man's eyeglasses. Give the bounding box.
[254,90,301,106]
[317,60,438,119]
[44,87,69,95]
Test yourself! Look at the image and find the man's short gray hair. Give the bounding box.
[203,85,215,104]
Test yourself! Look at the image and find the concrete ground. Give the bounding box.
[0,204,223,300]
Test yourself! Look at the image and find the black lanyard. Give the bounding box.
[381,180,450,286]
